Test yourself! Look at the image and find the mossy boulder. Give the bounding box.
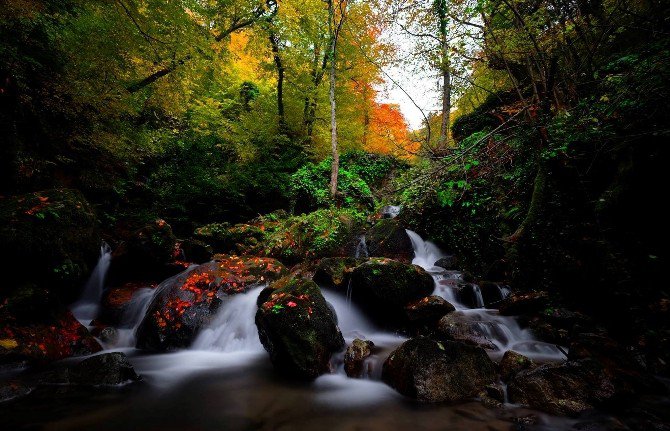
[365,219,414,262]
[349,258,434,324]
[136,256,287,351]
[0,189,100,300]
[404,295,456,324]
[193,223,264,254]
[499,350,535,382]
[382,338,497,403]
[312,257,367,290]
[109,219,177,283]
[255,276,344,380]
[436,312,498,350]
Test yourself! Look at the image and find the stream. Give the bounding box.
[7,231,577,430]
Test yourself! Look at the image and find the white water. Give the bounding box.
[71,242,112,324]
[406,229,566,362]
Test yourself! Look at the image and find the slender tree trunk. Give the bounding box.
[269,32,285,129]
[436,0,451,151]
[328,0,339,197]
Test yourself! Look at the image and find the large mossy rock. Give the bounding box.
[193,223,264,255]
[109,219,177,283]
[312,257,367,290]
[255,276,344,380]
[382,338,497,403]
[136,256,287,351]
[365,219,414,262]
[349,258,434,324]
[0,189,100,300]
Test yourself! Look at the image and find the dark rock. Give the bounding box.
[109,219,177,283]
[98,281,157,326]
[255,277,344,380]
[436,313,498,350]
[479,383,506,408]
[177,239,213,264]
[434,255,458,270]
[0,380,32,403]
[0,309,102,366]
[99,327,118,344]
[136,256,287,351]
[508,359,642,416]
[499,291,550,316]
[193,223,264,254]
[69,352,140,385]
[404,295,455,323]
[382,338,497,403]
[500,350,535,382]
[344,339,375,378]
[0,188,101,301]
[313,257,366,290]
[436,278,484,308]
[365,219,414,262]
[479,281,510,309]
[350,258,434,324]
[529,308,594,345]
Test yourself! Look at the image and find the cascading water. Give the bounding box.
[355,235,369,259]
[71,242,112,324]
[406,229,566,362]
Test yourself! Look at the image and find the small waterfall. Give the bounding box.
[407,229,566,362]
[355,235,369,259]
[71,242,112,323]
[192,286,265,352]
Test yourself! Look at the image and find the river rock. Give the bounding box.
[0,306,102,366]
[256,277,344,380]
[344,339,375,378]
[349,258,434,324]
[109,219,177,283]
[177,238,213,264]
[404,295,455,323]
[312,257,366,290]
[136,256,287,351]
[0,188,101,300]
[434,255,458,270]
[508,359,635,416]
[499,291,549,316]
[365,219,414,262]
[382,338,497,403]
[500,350,535,382]
[478,281,510,309]
[436,312,498,350]
[68,352,140,385]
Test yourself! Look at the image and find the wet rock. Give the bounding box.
[136,256,287,351]
[344,339,375,378]
[350,258,434,324]
[0,308,102,366]
[99,327,119,344]
[98,281,156,326]
[177,238,213,264]
[434,255,458,270]
[312,257,366,290]
[365,219,414,262]
[500,350,535,382]
[0,188,101,301]
[69,352,140,385]
[479,281,510,309]
[508,359,644,416]
[256,277,344,380]
[404,296,456,323]
[436,313,498,350]
[382,338,497,403]
[499,291,549,316]
[479,383,506,408]
[109,219,177,283]
[436,278,484,308]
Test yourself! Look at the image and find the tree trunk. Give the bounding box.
[436,0,451,152]
[328,0,339,197]
[269,32,285,129]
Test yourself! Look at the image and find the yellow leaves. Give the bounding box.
[0,339,18,349]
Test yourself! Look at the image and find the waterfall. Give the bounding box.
[71,242,112,324]
[192,286,266,352]
[406,229,566,362]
